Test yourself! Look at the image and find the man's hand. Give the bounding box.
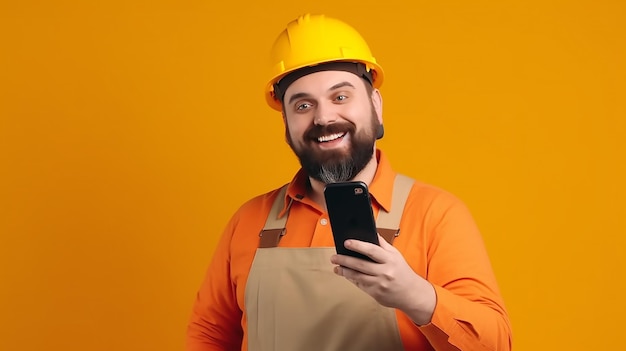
[330,234,437,326]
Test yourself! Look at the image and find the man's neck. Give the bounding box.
[307,151,379,211]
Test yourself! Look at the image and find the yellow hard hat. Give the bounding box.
[265,14,384,111]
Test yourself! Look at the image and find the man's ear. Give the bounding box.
[371,89,384,139]
[282,111,291,145]
[371,89,383,125]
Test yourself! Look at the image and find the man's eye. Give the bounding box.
[296,103,312,110]
[336,95,347,101]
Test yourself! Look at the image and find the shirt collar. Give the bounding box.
[281,149,397,216]
[368,149,397,213]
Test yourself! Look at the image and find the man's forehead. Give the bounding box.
[284,70,363,96]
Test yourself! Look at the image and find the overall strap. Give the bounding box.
[258,174,415,248]
[376,174,415,244]
[258,184,291,248]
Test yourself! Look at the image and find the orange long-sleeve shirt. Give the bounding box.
[187,150,512,350]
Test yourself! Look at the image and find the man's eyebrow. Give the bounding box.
[286,82,356,105]
[287,92,312,105]
[328,81,356,91]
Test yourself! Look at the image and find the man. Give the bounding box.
[187,14,512,351]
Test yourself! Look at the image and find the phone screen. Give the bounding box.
[324,181,379,261]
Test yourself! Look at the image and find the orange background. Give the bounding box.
[1,1,624,350]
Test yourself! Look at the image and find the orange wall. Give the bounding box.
[1,1,624,350]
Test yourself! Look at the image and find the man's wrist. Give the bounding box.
[403,279,437,326]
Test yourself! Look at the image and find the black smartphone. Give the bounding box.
[323,181,379,262]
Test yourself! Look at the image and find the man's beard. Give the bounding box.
[286,108,380,184]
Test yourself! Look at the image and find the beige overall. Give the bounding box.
[245,175,414,351]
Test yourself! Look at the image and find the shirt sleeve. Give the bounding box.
[186,213,243,351]
[417,191,513,351]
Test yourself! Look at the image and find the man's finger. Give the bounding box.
[377,233,392,249]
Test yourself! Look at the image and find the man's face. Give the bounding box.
[282,70,383,184]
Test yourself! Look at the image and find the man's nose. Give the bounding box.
[313,101,337,126]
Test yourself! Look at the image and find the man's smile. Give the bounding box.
[317,132,346,143]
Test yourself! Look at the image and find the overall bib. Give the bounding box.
[245,175,414,351]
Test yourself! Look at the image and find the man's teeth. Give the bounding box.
[317,133,345,142]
